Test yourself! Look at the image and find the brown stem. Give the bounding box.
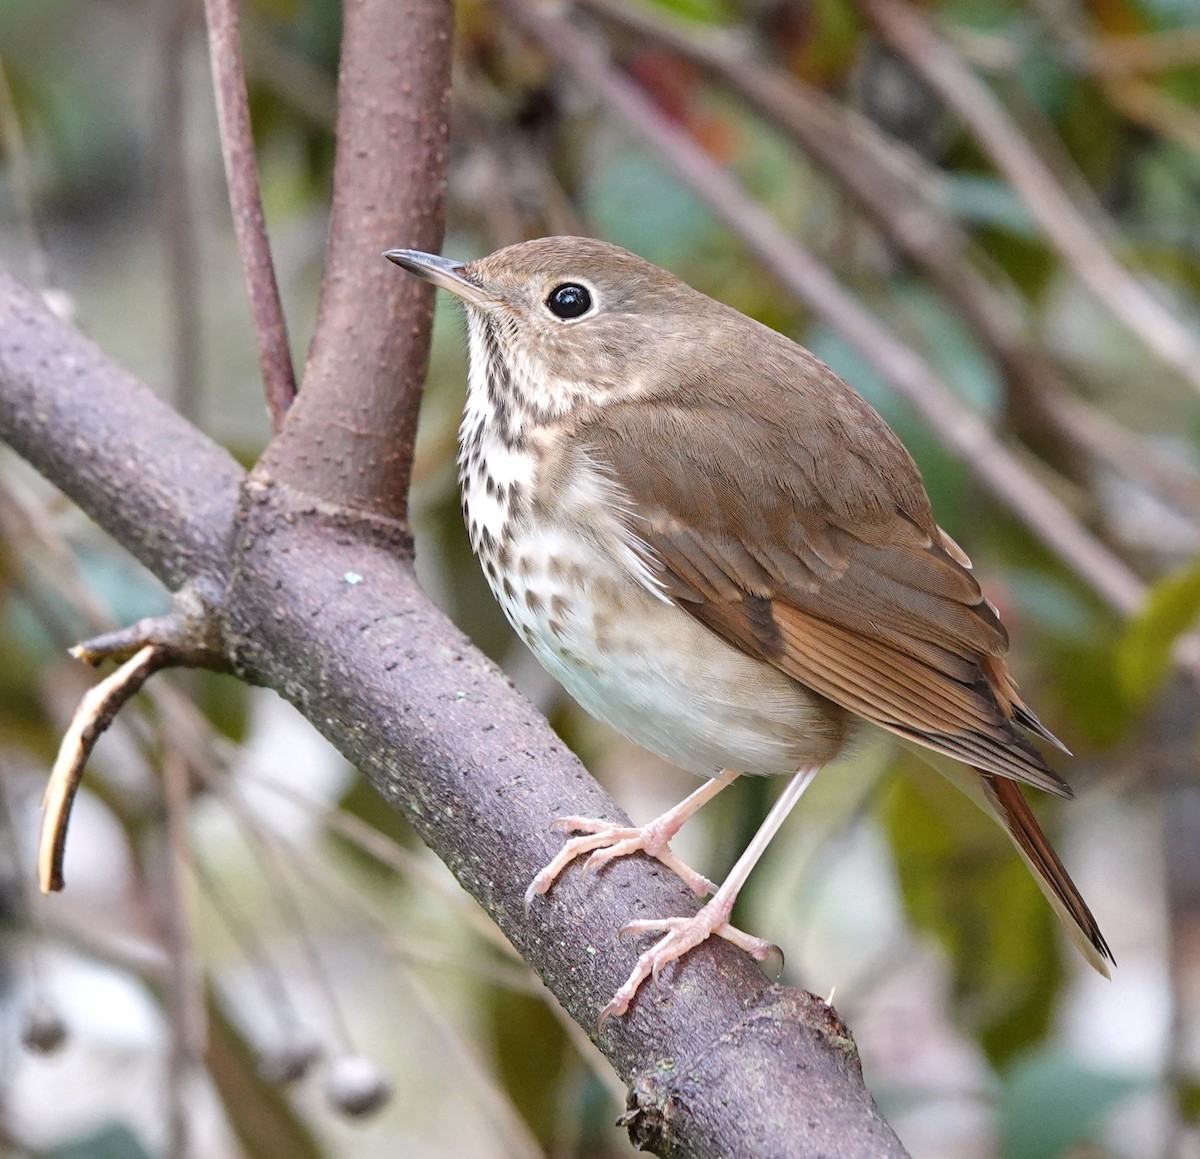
[255,0,454,528]
[1087,27,1200,75]
[203,0,297,428]
[503,0,1147,618]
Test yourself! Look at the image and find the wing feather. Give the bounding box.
[572,364,1069,796]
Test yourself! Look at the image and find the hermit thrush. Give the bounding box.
[386,237,1112,1017]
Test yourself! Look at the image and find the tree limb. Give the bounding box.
[0,276,909,1155]
[256,0,453,524]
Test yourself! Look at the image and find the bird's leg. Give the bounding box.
[601,765,820,1019]
[524,770,739,908]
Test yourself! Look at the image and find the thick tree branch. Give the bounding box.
[0,273,909,1156]
[257,0,453,524]
[0,274,239,591]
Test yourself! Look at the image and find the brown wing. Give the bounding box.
[574,364,1070,798]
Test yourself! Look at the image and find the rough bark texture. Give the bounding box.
[0,273,909,1157]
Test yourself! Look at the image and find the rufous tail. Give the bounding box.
[979,770,1114,977]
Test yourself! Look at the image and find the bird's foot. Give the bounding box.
[524,814,717,910]
[600,897,781,1020]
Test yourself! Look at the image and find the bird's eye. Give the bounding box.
[545,283,593,320]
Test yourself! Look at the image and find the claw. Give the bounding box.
[761,943,785,979]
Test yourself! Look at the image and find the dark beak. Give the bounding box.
[384,249,499,309]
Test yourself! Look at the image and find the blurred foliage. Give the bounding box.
[883,761,1061,1069]
[3,0,1200,1155]
[998,1050,1145,1159]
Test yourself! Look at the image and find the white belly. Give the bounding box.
[491,519,838,777]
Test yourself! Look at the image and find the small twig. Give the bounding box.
[192,854,307,1038]
[504,0,1147,618]
[860,0,1200,397]
[159,747,203,1159]
[0,763,51,984]
[1041,393,1200,524]
[189,761,357,1054]
[275,834,567,1150]
[159,0,203,422]
[241,19,337,130]
[202,0,296,428]
[1103,79,1200,157]
[284,846,539,992]
[1086,27,1200,76]
[39,645,170,893]
[72,603,229,671]
[237,764,523,958]
[1027,0,1200,156]
[395,965,550,1159]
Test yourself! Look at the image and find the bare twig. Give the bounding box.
[193,854,308,1029]
[193,763,359,1055]
[159,0,203,422]
[159,747,204,1159]
[1041,393,1200,524]
[238,764,523,958]
[861,0,1200,396]
[202,0,297,427]
[1104,79,1200,156]
[276,838,550,1154]
[1027,0,1200,157]
[1087,27,1200,76]
[241,18,337,130]
[504,0,1147,617]
[39,645,170,893]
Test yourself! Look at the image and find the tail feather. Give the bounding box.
[979,770,1114,977]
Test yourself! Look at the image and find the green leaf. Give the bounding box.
[42,1125,153,1159]
[646,0,734,24]
[583,152,717,270]
[999,1049,1144,1159]
[1116,554,1200,705]
[944,174,1038,238]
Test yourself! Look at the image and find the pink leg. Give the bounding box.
[525,771,739,908]
[601,765,821,1020]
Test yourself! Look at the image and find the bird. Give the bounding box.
[385,236,1113,1018]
